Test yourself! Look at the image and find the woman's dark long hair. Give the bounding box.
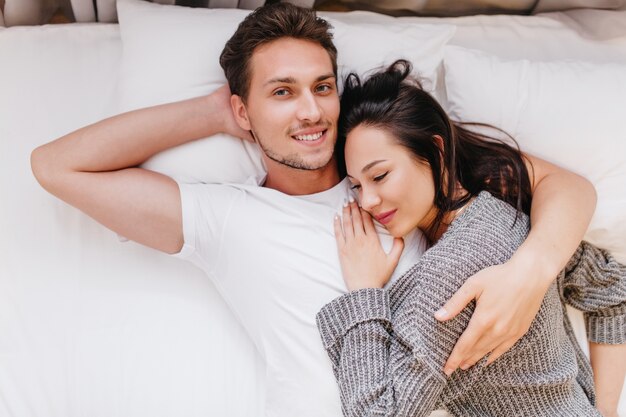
[337,60,532,240]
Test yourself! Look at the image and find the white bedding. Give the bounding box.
[1,7,625,417]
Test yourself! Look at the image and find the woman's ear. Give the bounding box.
[231,94,252,131]
[433,134,445,153]
[433,134,449,189]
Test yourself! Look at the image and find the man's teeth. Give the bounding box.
[294,132,323,141]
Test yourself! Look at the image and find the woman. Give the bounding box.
[316,60,626,417]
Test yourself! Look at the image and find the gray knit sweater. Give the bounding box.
[316,192,626,417]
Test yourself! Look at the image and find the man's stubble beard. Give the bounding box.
[252,128,336,171]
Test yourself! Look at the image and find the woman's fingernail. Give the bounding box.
[348,195,355,203]
[435,308,447,319]
[460,363,470,370]
[444,367,454,376]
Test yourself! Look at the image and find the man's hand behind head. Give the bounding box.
[212,85,255,143]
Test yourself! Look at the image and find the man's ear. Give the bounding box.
[231,94,251,131]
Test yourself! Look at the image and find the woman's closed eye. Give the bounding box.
[373,172,388,182]
[349,172,388,190]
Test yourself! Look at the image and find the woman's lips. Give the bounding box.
[375,209,397,225]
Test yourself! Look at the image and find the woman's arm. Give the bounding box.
[317,200,512,416]
[590,343,626,417]
[439,154,596,371]
[317,287,446,417]
[560,241,626,417]
[318,201,442,416]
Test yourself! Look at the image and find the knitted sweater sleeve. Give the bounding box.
[316,285,444,417]
[559,241,626,344]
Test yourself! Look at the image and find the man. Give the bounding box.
[30,3,597,416]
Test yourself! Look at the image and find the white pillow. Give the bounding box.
[117,1,264,184]
[117,0,455,184]
[443,46,626,262]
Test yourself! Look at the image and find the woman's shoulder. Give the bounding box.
[444,191,529,246]
[407,192,529,279]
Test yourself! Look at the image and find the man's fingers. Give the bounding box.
[485,341,515,366]
[459,338,512,370]
[444,318,484,375]
[435,279,479,321]
[460,323,512,369]
[458,342,494,370]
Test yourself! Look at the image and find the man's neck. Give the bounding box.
[262,158,341,196]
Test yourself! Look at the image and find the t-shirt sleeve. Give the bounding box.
[171,181,241,275]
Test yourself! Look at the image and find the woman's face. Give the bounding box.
[345,124,437,238]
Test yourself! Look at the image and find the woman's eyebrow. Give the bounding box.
[361,160,387,173]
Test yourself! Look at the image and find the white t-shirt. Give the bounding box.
[174,175,427,417]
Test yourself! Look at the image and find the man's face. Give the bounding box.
[233,37,339,172]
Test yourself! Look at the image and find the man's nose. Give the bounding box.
[296,91,322,123]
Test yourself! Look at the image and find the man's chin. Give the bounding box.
[262,150,335,172]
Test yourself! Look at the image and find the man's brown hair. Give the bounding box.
[219,2,338,101]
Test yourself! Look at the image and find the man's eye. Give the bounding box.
[373,172,388,182]
[316,84,332,93]
[273,89,289,96]
[350,184,361,190]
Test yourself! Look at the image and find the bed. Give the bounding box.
[1,1,625,416]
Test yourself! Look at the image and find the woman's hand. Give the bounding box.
[435,257,552,375]
[334,199,404,291]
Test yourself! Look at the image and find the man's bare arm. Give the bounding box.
[515,154,597,278]
[31,86,244,254]
[437,154,596,374]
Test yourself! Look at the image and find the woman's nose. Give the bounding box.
[360,187,381,211]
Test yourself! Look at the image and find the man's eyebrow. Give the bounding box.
[263,73,336,87]
[264,76,296,87]
[346,160,387,178]
[316,73,336,82]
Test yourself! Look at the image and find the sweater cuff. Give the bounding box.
[316,288,391,350]
[585,313,626,344]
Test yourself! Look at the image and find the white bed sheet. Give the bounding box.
[0,23,265,417]
[1,11,625,417]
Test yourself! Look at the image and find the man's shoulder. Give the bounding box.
[178,177,264,196]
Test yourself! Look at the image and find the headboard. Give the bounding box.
[1,0,626,27]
